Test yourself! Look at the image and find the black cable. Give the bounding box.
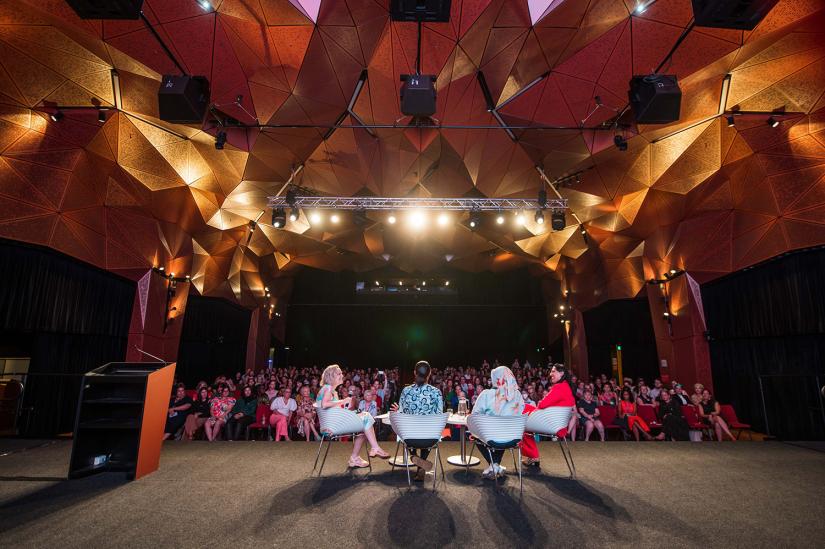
[140,12,187,75]
[415,20,422,75]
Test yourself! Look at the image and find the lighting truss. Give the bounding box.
[266,196,567,211]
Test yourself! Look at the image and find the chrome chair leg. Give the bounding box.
[318,438,332,477]
[404,445,412,487]
[393,439,401,466]
[486,447,498,485]
[511,447,518,471]
[438,446,446,480]
[367,443,372,474]
[518,447,523,496]
[563,437,576,479]
[558,439,572,478]
[312,434,325,473]
[432,446,438,492]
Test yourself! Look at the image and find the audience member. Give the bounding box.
[617,387,653,441]
[205,384,235,441]
[471,366,524,480]
[657,389,689,441]
[226,385,257,441]
[578,389,605,441]
[295,386,319,441]
[163,384,192,440]
[184,387,211,440]
[270,387,297,441]
[698,389,736,441]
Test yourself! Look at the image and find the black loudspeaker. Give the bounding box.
[391,0,451,22]
[158,75,210,123]
[400,74,437,117]
[692,0,779,30]
[66,0,144,19]
[628,75,682,124]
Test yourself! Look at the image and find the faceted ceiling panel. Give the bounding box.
[0,0,823,310]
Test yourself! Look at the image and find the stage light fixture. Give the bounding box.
[445,280,450,286]
[198,0,212,10]
[515,212,525,225]
[535,210,544,224]
[169,272,175,277]
[309,211,322,224]
[469,209,481,229]
[422,281,426,286]
[496,213,505,225]
[663,311,670,318]
[768,116,779,128]
[185,275,191,280]
[330,213,340,224]
[375,280,380,286]
[158,266,165,272]
[265,286,269,292]
[437,212,449,226]
[387,213,397,224]
[215,130,227,150]
[408,210,426,229]
[669,268,678,275]
[271,208,286,228]
[551,210,565,231]
[580,224,586,235]
[614,134,628,151]
[288,209,298,222]
[49,110,63,122]
[553,313,559,318]
[97,109,106,123]
[726,115,735,127]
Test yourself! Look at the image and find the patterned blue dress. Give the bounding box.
[316,384,375,430]
[399,384,443,415]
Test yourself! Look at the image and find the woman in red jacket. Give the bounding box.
[521,364,576,465]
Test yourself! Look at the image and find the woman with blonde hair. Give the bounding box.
[317,364,389,468]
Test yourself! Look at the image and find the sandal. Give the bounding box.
[348,457,370,468]
[368,448,390,459]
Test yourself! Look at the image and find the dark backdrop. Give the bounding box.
[0,238,134,437]
[286,267,550,375]
[583,298,659,382]
[176,295,251,384]
[702,247,825,440]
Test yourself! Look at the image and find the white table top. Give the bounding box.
[374,412,389,421]
[447,413,470,426]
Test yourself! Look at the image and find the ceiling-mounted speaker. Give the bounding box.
[158,75,210,123]
[65,0,144,19]
[400,74,437,117]
[691,0,779,30]
[391,0,451,22]
[628,75,681,124]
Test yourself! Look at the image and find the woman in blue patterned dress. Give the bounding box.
[317,364,389,468]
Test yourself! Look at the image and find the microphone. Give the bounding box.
[133,345,167,363]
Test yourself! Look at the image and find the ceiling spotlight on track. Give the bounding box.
[49,110,63,122]
[614,134,628,151]
[767,116,779,128]
[551,210,565,231]
[309,211,322,224]
[437,212,449,227]
[288,209,299,222]
[469,209,481,230]
[408,210,426,230]
[215,130,227,150]
[515,212,526,226]
[496,212,505,225]
[271,208,286,228]
[330,213,340,224]
[387,213,397,225]
[535,210,544,225]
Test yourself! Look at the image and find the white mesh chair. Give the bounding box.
[525,406,576,479]
[466,414,527,494]
[389,412,449,490]
[312,406,369,476]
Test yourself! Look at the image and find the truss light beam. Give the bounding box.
[267,196,567,211]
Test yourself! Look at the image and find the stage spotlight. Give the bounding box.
[330,213,340,224]
[408,210,426,229]
[768,116,779,128]
[614,135,628,151]
[271,208,286,228]
[663,311,670,318]
[158,266,165,272]
[669,268,678,275]
[580,224,586,235]
[469,209,481,229]
[387,213,397,224]
[437,212,449,226]
[375,280,380,286]
[97,109,106,123]
[215,130,227,150]
[726,115,735,127]
[496,213,505,225]
[49,110,63,122]
[288,208,298,222]
[309,211,322,224]
[634,2,648,15]
[445,280,450,286]
[515,212,526,225]
[422,280,426,286]
[551,210,565,231]
[198,0,212,10]
[535,210,544,225]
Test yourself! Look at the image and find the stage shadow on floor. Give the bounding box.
[0,473,126,534]
[381,490,458,547]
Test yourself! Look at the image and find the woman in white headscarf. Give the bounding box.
[471,366,524,479]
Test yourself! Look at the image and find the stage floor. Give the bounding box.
[1,440,824,548]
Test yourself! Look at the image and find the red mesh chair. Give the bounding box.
[637,404,661,431]
[720,404,751,440]
[185,389,197,400]
[246,403,272,440]
[597,405,621,439]
[681,405,710,440]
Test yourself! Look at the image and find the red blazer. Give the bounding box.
[537,382,575,409]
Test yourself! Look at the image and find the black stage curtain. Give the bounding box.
[702,247,825,440]
[583,298,659,382]
[176,295,251,384]
[0,238,135,437]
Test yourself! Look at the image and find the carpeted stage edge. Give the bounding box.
[1,441,824,548]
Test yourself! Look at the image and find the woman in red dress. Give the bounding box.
[520,364,576,466]
[617,387,653,441]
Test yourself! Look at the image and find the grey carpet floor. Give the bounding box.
[1,440,824,548]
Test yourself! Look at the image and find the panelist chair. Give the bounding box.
[312,406,370,476]
[466,414,527,495]
[389,412,449,490]
[525,407,576,479]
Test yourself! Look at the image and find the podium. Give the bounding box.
[69,362,176,480]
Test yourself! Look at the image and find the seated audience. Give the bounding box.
[226,385,257,441]
[617,387,653,441]
[205,384,235,441]
[391,360,443,481]
[657,389,689,441]
[359,389,379,417]
[521,364,576,465]
[270,387,297,441]
[184,387,211,440]
[163,384,193,440]
[698,388,736,441]
[599,385,618,407]
[578,389,605,441]
[471,366,524,480]
[295,385,319,441]
[317,364,389,468]
[637,385,655,406]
